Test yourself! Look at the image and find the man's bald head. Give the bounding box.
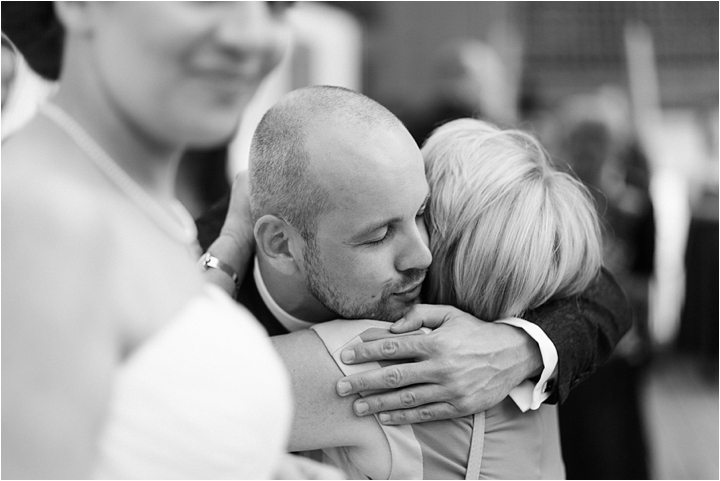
[249,85,406,242]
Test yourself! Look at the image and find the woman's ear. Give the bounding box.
[254,215,303,276]
[54,2,94,35]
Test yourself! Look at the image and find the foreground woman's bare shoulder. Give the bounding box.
[3,120,204,348]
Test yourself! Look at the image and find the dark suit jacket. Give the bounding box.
[196,196,632,403]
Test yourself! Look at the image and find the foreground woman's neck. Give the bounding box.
[50,89,182,204]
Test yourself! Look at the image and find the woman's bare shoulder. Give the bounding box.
[3,121,204,341]
[4,117,110,229]
[4,119,194,269]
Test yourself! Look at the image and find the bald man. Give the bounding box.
[196,85,631,424]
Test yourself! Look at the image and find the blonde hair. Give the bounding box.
[423,118,602,321]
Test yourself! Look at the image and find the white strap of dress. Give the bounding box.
[465,411,486,480]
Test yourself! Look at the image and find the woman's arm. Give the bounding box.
[199,172,255,296]
[271,330,391,480]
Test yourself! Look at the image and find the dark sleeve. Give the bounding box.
[195,195,231,253]
[522,268,632,403]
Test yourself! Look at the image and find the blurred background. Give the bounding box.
[2,2,717,479]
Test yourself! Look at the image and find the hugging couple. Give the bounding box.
[190,85,630,478]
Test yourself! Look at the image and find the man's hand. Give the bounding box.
[335,304,543,425]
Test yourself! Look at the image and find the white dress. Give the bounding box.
[94,284,293,479]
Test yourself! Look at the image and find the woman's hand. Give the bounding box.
[204,171,255,294]
[219,170,254,255]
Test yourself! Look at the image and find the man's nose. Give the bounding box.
[396,226,433,273]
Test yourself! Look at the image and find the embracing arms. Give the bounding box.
[521,268,631,401]
[335,269,632,424]
[271,330,392,480]
[196,176,633,424]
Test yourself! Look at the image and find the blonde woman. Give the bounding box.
[271,118,603,479]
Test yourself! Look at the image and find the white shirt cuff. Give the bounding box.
[495,317,558,412]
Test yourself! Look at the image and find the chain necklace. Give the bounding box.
[41,103,198,248]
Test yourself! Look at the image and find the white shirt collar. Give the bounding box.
[253,258,316,333]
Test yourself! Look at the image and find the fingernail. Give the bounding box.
[341,349,355,363]
[337,381,351,396]
[379,413,390,424]
[355,402,368,415]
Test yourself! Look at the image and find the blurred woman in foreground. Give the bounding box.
[1,2,336,478]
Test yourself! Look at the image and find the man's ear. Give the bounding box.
[254,215,303,276]
[54,2,95,35]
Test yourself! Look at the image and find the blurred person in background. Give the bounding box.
[404,39,520,147]
[554,88,655,347]
[2,2,342,479]
[677,106,719,373]
[1,32,57,140]
[549,87,654,479]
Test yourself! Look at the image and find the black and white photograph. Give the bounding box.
[2,2,717,479]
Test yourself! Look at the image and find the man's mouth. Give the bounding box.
[393,278,425,299]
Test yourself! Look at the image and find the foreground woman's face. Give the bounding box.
[2,40,16,109]
[88,2,290,147]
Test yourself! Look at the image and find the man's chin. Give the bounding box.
[329,294,420,322]
[372,298,419,322]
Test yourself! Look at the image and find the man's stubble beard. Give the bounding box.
[302,241,412,322]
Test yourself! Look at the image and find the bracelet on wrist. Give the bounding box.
[199,252,239,290]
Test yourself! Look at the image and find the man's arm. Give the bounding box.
[334,268,632,424]
[522,267,631,403]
